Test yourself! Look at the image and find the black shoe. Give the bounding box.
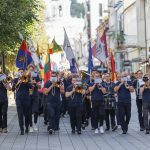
[122,130,127,134]
[20,130,24,135]
[78,130,81,134]
[72,130,75,134]
[44,122,47,125]
[145,130,149,134]
[105,128,110,131]
[112,125,118,131]
[82,124,85,130]
[25,128,29,134]
[140,127,145,131]
[48,129,54,135]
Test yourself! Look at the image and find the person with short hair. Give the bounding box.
[140,74,150,134]
[114,72,134,134]
[44,71,64,134]
[89,71,106,134]
[133,70,145,131]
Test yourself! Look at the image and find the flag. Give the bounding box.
[36,44,44,69]
[88,41,93,75]
[44,53,51,84]
[63,28,77,73]
[110,48,117,82]
[16,40,32,69]
[101,29,108,58]
[28,38,41,70]
[92,30,107,63]
[48,39,63,54]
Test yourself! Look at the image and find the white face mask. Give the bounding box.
[50,77,57,82]
[76,78,82,86]
[94,77,102,84]
[31,71,38,78]
[121,77,127,82]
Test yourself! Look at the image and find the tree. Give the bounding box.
[0,0,41,72]
[70,0,85,18]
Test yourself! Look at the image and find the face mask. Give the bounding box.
[121,77,127,82]
[94,77,102,84]
[76,78,82,86]
[31,71,38,78]
[50,77,57,82]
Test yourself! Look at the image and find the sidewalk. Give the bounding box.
[0,94,150,150]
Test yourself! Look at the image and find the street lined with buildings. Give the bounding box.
[1,94,150,150]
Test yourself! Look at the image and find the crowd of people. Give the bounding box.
[0,66,150,135]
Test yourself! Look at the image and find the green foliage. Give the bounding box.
[0,0,40,54]
[70,0,85,18]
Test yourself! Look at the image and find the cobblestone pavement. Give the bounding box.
[1,93,150,150]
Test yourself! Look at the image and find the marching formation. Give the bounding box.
[0,67,150,136]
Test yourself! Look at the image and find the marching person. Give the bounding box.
[133,70,145,131]
[28,65,41,132]
[12,68,32,135]
[44,71,64,134]
[65,75,85,134]
[114,72,134,134]
[103,73,117,131]
[0,73,11,133]
[140,74,150,134]
[89,71,106,134]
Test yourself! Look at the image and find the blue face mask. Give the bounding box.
[121,77,127,82]
[50,77,57,82]
[94,77,102,84]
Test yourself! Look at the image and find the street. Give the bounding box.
[0,94,150,150]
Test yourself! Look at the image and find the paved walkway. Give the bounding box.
[1,93,150,150]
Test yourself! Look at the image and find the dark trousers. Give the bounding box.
[43,96,48,124]
[118,102,131,132]
[0,101,8,129]
[143,103,150,130]
[61,96,68,115]
[136,98,144,128]
[29,96,39,126]
[92,101,104,129]
[105,109,116,129]
[47,102,61,131]
[69,105,83,131]
[16,104,30,131]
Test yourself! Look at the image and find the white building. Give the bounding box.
[89,0,108,40]
[44,0,88,67]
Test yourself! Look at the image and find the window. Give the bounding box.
[59,5,63,17]
[99,3,102,17]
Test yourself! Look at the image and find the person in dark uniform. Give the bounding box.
[12,69,32,135]
[65,75,85,134]
[103,73,117,131]
[140,74,150,134]
[28,65,41,132]
[0,73,11,133]
[133,70,145,131]
[44,71,64,134]
[114,72,134,134]
[88,71,106,134]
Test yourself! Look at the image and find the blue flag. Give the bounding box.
[16,41,32,69]
[88,41,93,75]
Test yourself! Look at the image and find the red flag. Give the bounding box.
[92,29,108,63]
[110,48,116,82]
[100,29,108,58]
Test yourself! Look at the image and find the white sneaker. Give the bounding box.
[95,128,99,134]
[100,126,104,134]
[29,127,34,132]
[33,124,38,131]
